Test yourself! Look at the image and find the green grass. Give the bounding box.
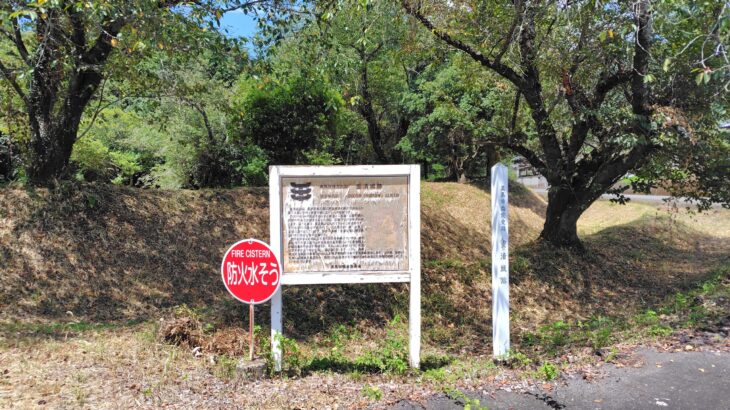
[517,265,730,362]
[361,384,383,401]
[519,316,626,356]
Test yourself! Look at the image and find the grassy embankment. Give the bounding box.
[0,182,727,408]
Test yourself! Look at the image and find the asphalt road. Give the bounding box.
[529,189,726,209]
[388,348,730,410]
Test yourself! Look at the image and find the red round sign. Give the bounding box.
[221,239,281,304]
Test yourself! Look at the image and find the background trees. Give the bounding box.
[0,0,726,247]
[401,0,729,247]
[400,56,507,182]
[0,0,298,184]
[235,73,344,166]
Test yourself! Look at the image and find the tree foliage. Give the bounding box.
[400,56,507,181]
[235,73,344,165]
[0,0,301,184]
[401,0,729,247]
[0,0,726,248]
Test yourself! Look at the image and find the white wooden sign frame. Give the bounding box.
[268,165,421,370]
[491,163,510,358]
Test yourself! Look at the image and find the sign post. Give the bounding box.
[220,238,281,361]
[491,164,510,358]
[269,165,421,371]
[249,304,254,360]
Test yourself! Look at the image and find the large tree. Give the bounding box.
[0,0,298,185]
[402,0,727,248]
[316,0,416,164]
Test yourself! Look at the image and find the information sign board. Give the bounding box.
[269,165,421,369]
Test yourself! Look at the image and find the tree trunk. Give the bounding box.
[451,155,467,183]
[358,63,389,163]
[0,132,14,181]
[19,10,123,185]
[27,114,83,184]
[539,185,591,249]
[485,144,500,180]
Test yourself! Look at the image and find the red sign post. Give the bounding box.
[221,239,281,359]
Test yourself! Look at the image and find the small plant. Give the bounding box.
[687,307,709,325]
[537,320,571,354]
[538,362,558,381]
[590,327,613,349]
[214,355,238,380]
[463,397,488,410]
[423,367,447,383]
[74,386,88,405]
[173,304,203,321]
[362,384,383,401]
[324,324,351,362]
[508,350,532,368]
[202,322,216,334]
[85,193,98,209]
[354,315,409,374]
[266,334,307,376]
[511,255,530,273]
[445,388,489,410]
[648,324,673,337]
[700,281,717,294]
[635,310,660,326]
[673,293,689,313]
[604,346,619,362]
[136,324,157,343]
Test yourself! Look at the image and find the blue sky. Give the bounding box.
[218,11,259,39]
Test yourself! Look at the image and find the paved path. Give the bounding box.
[529,189,722,208]
[389,348,730,410]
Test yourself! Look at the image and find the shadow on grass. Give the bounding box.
[298,353,453,376]
[0,319,145,347]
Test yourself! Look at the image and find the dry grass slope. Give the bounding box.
[1,182,729,409]
[0,182,727,351]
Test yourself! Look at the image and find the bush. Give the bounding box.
[235,74,344,165]
[71,134,144,185]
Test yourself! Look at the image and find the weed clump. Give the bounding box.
[157,317,203,348]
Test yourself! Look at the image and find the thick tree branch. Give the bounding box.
[505,138,550,179]
[631,0,652,117]
[593,70,631,108]
[356,58,388,163]
[515,5,564,172]
[11,18,30,64]
[494,0,524,63]
[586,141,654,197]
[0,17,31,66]
[564,69,631,163]
[402,0,566,177]
[184,99,216,144]
[66,7,87,57]
[83,18,126,66]
[0,59,26,103]
[400,0,525,88]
